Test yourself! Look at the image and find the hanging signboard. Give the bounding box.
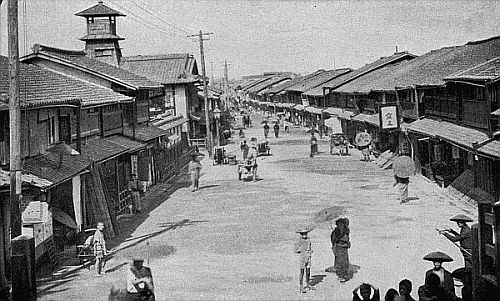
[379,105,399,130]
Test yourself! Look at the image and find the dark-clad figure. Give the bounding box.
[417,273,456,301]
[384,288,399,301]
[398,279,416,301]
[273,122,280,138]
[293,226,313,293]
[263,123,270,139]
[440,214,473,268]
[126,257,155,301]
[330,218,350,281]
[240,140,249,160]
[128,174,142,213]
[310,132,318,157]
[353,283,380,301]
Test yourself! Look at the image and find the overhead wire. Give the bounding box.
[124,0,193,35]
[106,0,189,39]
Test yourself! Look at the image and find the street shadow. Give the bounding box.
[324,264,360,282]
[114,219,208,254]
[197,184,219,191]
[407,196,420,201]
[37,271,79,297]
[309,274,326,287]
[105,262,128,274]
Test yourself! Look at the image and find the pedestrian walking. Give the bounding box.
[398,279,416,301]
[417,273,456,301]
[273,122,280,138]
[246,143,259,181]
[423,251,456,297]
[353,283,380,301]
[293,225,313,293]
[188,154,202,191]
[240,140,249,160]
[330,218,351,281]
[310,132,318,158]
[438,214,473,268]
[384,288,399,301]
[93,222,107,276]
[393,175,410,204]
[126,257,155,301]
[128,174,142,213]
[263,123,270,139]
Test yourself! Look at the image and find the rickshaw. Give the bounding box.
[330,133,349,155]
[238,159,257,181]
[257,141,271,156]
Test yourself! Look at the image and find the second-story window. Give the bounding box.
[48,115,59,144]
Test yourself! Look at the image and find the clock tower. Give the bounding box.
[76,1,125,66]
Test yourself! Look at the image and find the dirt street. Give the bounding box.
[38,113,477,301]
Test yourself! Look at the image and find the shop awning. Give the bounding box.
[352,113,380,127]
[80,138,129,162]
[407,118,500,159]
[0,169,54,189]
[189,112,203,121]
[122,125,170,142]
[156,117,189,131]
[491,108,500,116]
[106,135,147,153]
[323,107,343,116]
[169,134,180,141]
[293,104,305,111]
[305,106,323,115]
[23,150,90,188]
[337,110,356,120]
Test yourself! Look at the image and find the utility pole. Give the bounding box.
[222,60,231,110]
[188,30,213,156]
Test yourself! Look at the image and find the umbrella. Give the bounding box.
[451,267,471,281]
[311,206,344,224]
[450,214,473,222]
[306,128,320,134]
[423,251,453,262]
[295,224,314,233]
[393,155,415,178]
[260,120,270,124]
[355,132,372,147]
[51,207,77,229]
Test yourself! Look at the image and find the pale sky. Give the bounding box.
[1,0,499,79]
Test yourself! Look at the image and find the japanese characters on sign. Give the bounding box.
[379,106,399,130]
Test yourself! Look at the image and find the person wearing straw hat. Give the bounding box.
[293,225,313,293]
[423,251,456,297]
[438,214,473,268]
[126,257,155,300]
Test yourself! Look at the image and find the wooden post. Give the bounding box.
[493,201,500,298]
[471,223,480,301]
[8,6,22,293]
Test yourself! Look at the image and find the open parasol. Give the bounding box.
[311,206,344,224]
[423,251,453,262]
[355,132,372,147]
[393,155,415,178]
[450,214,473,222]
[51,207,77,229]
[260,120,270,124]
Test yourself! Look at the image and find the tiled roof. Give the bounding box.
[286,69,352,93]
[75,1,125,17]
[25,44,162,90]
[407,118,500,158]
[0,56,129,110]
[80,137,128,162]
[122,125,170,142]
[151,115,189,130]
[336,37,500,94]
[106,135,146,152]
[444,57,500,83]
[308,52,417,96]
[246,77,292,94]
[304,106,323,115]
[80,34,124,41]
[0,169,53,189]
[120,54,199,85]
[23,149,90,187]
[323,107,344,116]
[241,76,274,92]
